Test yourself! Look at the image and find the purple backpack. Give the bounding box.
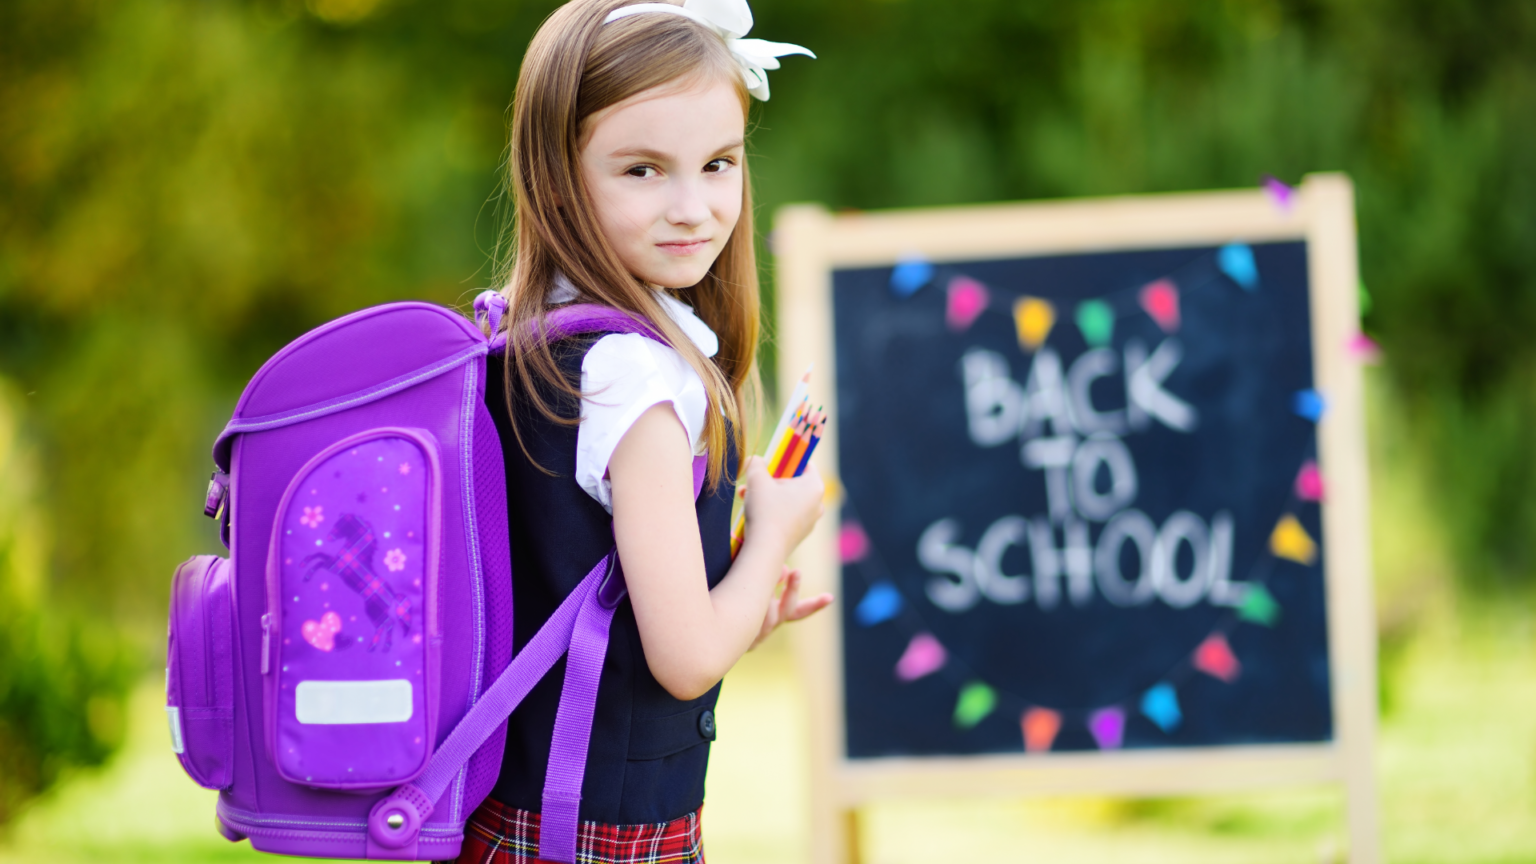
[165,293,668,862]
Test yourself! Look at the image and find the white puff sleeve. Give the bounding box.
[574,333,709,513]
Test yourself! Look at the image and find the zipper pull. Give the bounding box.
[260,613,272,675]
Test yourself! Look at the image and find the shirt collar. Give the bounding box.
[549,274,719,358]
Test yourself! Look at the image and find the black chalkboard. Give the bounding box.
[833,241,1333,759]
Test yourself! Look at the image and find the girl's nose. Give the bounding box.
[666,178,712,228]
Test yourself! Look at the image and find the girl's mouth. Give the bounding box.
[656,239,710,256]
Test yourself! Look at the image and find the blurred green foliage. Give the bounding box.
[1,0,1533,819]
[0,385,133,824]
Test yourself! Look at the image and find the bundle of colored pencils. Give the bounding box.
[730,367,826,556]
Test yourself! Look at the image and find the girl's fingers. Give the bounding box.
[780,571,801,616]
[788,593,834,621]
[746,455,774,484]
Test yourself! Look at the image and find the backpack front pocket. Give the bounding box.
[264,428,443,790]
[167,555,236,790]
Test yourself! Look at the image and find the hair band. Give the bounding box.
[602,0,813,100]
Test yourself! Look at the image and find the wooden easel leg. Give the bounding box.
[1345,762,1380,863]
[844,808,863,864]
[809,794,861,864]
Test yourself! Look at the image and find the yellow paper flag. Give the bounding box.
[1270,514,1317,565]
[1013,297,1056,351]
[822,474,843,505]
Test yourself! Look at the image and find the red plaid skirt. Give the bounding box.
[445,797,705,864]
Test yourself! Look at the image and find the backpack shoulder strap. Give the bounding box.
[366,550,625,862]
[477,290,667,353]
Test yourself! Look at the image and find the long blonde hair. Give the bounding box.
[491,0,759,492]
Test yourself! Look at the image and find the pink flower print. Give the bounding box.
[300,505,324,529]
[398,462,411,475]
[383,548,407,572]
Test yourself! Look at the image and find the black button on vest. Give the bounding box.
[484,336,737,826]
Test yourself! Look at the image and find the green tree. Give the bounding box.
[1,0,1533,820]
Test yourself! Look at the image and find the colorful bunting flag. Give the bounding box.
[854,581,897,621]
[1292,389,1327,421]
[1140,684,1182,733]
[945,276,990,332]
[1022,707,1061,752]
[1075,299,1115,348]
[855,582,903,627]
[1218,243,1259,291]
[1237,584,1281,627]
[1347,333,1382,364]
[1194,633,1241,682]
[1138,279,1181,333]
[895,633,947,682]
[1295,461,1325,502]
[1270,514,1318,565]
[1013,297,1055,350]
[822,474,842,505]
[1263,175,1296,211]
[890,257,934,297]
[953,682,997,730]
[1088,707,1126,750]
[839,521,870,563]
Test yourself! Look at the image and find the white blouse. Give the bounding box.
[548,276,717,513]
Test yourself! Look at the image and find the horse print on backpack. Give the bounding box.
[303,513,413,652]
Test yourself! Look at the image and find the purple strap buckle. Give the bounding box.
[204,470,229,519]
[597,556,627,610]
[474,290,507,338]
[366,783,433,859]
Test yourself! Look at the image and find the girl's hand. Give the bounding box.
[739,455,825,559]
[750,566,834,650]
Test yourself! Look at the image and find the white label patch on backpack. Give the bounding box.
[295,679,414,725]
[166,706,185,754]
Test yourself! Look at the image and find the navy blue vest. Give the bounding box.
[485,335,736,825]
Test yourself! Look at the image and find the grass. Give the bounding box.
[4,377,1534,862]
[2,611,1532,863]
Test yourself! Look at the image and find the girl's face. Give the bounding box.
[580,75,746,290]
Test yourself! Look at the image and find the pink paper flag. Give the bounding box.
[1295,461,1325,502]
[1194,634,1241,683]
[1022,708,1061,753]
[1088,707,1126,750]
[1347,333,1382,364]
[839,522,870,564]
[1264,175,1296,211]
[895,633,946,682]
[945,276,990,332]
[1139,279,1180,333]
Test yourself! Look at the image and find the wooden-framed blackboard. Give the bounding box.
[774,175,1377,863]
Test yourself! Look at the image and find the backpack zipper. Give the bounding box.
[260,613,272,675]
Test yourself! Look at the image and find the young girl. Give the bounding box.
[462,1,827,861]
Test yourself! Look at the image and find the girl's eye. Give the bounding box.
[703,158,735,174]
[626,165,657,178]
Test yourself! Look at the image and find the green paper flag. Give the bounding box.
[1075,300,1115,347]
[953,682,997,729]
[1238,584,1281,627]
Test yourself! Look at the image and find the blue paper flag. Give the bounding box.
[1292,389,1327,421]
[1141,683,1182,733]
[890,258,934,297]
[1218,243,1259,291]
[855,581,904,627]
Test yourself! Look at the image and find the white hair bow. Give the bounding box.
[603,0,814,101]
